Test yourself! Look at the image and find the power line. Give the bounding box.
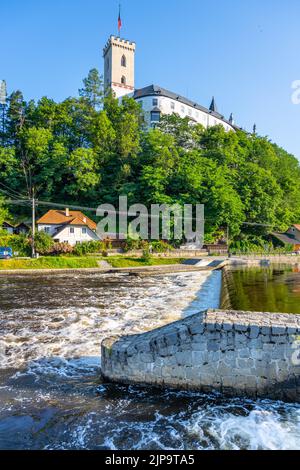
[0,182,28,199]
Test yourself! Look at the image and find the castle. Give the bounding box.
[103,35,236,131]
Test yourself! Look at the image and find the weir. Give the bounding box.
[101,308,300,402]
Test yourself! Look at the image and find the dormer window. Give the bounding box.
[121,75,126,85]
[121,55,126,67]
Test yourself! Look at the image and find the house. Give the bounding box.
[272,225,300,251]
[1,221,30,235]
[37,208,100,246]
[1,222,14,234]
[14,222,30,235]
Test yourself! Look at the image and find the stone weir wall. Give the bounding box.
[101,310,300,402]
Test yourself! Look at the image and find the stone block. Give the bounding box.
[249,325,260,339]
[207,340,219,352]
[189,323,204,335]
[261,326,271,335]
[271,326,287,336]
[234,324,249,333]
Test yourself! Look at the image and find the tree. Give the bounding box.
[33,231,54,255]
[79,69,103,110]
[0,196,8,226]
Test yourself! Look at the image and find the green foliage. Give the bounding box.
[1,78,300,249]
[0,196,8,226]
[72,240,109,257]
[0,256,100,270]
[0,233,31,256]
[34,231,54,255]
[151,240,173,253]
[141,247,151,263]
[79,68,103,109]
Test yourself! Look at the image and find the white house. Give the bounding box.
[37,208,100,246]
[103,35,237,131]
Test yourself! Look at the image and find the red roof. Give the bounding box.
[37,210,97,231]
[293,225,300,231]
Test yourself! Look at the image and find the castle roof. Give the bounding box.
[133,84,235,127]
[209,96,218,113]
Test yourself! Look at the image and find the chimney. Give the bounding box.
[65,208,70,217]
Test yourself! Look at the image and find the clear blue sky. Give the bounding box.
[1,0,300,158]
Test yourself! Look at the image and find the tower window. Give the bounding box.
[121,76,126,85]
[121,55,126,67]
[171,101,175,110]
[152,98,158,106]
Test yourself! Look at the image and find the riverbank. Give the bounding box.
[0,253,300,275]
[0,255,186,273]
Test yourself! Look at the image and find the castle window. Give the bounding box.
[121,55,127,67]
[121,75,126,85]
[151,111,160,122]
[181,105,185,114]
[171,102,175,110]
[152,98,158,106]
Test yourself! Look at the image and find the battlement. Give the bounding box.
[103,35,136,56]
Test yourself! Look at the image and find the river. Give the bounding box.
[0,269,299,450]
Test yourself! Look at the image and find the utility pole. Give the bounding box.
[0,80,7,145]
[227,225,230,257]
[31,187,36,258]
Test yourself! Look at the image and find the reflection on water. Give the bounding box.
[0,270,299,450]
[222,264,300,314]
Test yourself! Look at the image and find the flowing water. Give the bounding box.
[222,264,300,314]
[0,269,299,450]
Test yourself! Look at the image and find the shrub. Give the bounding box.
[72,240,109,256]
[51,242,74,255]
[151,240,173,253]
[0,233,31,257]
[141,247,151,263]
[34,231,54,255]
[123,237,141,252]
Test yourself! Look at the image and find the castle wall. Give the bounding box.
[101,309,300,402]
[135,95,234,131]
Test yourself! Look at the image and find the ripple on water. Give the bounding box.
[0,271,299,450]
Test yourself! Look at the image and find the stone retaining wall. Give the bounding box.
[101,309,300,402]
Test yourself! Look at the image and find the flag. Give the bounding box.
[118,6,122,33]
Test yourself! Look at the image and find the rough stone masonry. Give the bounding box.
[101,309,300,402]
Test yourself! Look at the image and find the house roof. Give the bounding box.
[2,221,14,228]
[133,84,235,127]
[37,210,97,231]
[272,232,300,245]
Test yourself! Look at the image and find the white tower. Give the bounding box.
[103,35,136,98]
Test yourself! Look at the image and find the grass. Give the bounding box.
[0,256,99,270]
[107,257,185,268]
[0,256,186,270]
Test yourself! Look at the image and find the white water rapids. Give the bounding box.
[0,270,299,450]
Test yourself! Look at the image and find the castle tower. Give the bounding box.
[103,36,136,98]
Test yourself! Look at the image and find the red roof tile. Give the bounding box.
[37,210,97,231]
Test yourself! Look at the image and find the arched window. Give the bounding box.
[121,75,126,85]
[121,55,126,67]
